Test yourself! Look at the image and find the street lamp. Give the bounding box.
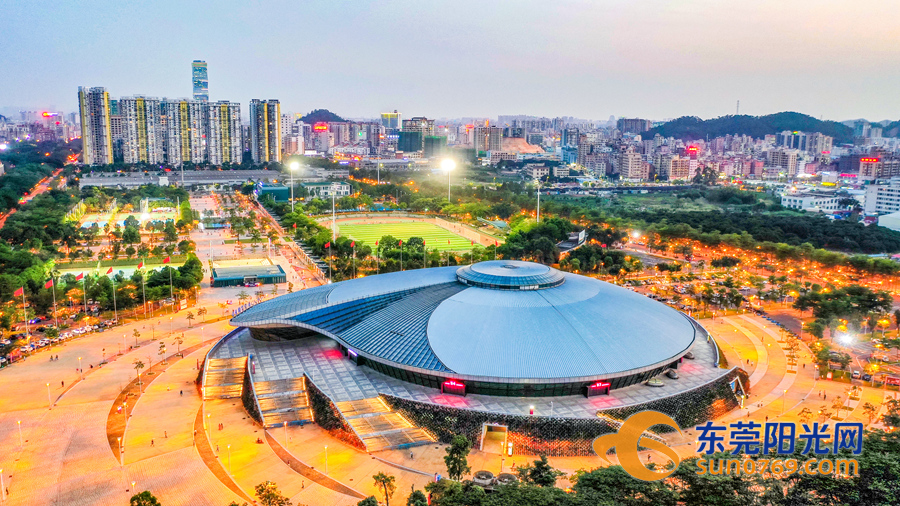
[227,444,232,474]
[441,159,455,202]
[782,389,787,414]
[78,357,83,380]
[17,421,22,447]
[324,445,328,475]
[46,382,51,408]
[289,162,299,213]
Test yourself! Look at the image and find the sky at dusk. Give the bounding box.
[2,0,899,122]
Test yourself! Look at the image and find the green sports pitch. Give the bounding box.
[337,221,475,251]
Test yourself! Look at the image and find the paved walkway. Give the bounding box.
[0,315,241,505]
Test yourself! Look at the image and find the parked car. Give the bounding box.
[862,373,873,382]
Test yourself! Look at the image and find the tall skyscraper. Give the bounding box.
[206,101,243,165]
[119,96,165,164]
[164,99,208,166]
[192,60,209,102]
[249,99,282,163]
[77,86,114,165]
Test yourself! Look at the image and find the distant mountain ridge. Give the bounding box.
[645,112,857,143]
[300,109,346,124]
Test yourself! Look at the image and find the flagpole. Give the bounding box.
[21,288,30,339]
[140,262,148,319]
[50,276,59,330]
[111,271,118,324]
[82,274,88,326]
[400,242,403,272]
[328,243,332,284]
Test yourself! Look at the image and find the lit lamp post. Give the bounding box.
[227,444,232,474]
[324,445,328,475]
[289,162,299,213]
[441,159,455,202]
[78,357,83,380]
[17,420,22,447]
[782,389,787,415]
[46,382,51,409]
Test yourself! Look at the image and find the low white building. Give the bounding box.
[302,181,351,198]
[780,192,841,212]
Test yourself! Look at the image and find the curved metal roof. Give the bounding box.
[230,261,696,381]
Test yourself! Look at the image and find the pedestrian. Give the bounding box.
[164,431,167,438]
[765,416,768,422]
[180,390,183,396]
[61,380,64,388]
[151,439,155,447]
[216,444,219,453]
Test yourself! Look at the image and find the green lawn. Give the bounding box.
[338,221,475,251]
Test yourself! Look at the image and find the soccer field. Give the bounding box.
[338,221,474,251]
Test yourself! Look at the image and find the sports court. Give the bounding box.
[337,220,473,251]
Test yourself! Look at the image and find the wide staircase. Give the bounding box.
[203,357,247,400]
[254,377,312,428]
[335,397,435,452]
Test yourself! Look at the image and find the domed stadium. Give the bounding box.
[231,260,698,396]
[209,260,745,456]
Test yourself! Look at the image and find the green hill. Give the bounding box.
[646,112,855,143]
[300,109,346,124]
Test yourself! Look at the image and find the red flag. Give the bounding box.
[137,261,144,269]
[324,242,330,248]
[495,240,498,246]
[44,279,53,289]
[292,223,297,229]
[75,272,84,281]
[163,256,171,264]
[106,267,113,275]
[601,243,607,248]
[399,240,402,246]
[423,239,425,245]
[351,241,355,248]
[471,240,474,246]
[448,239,450,244]
[375,240,378,246]
[13,287,23,297]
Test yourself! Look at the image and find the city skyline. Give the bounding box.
[2,0,900,121]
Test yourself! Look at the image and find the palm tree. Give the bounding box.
[158,341,168,365]
[197,307,207,323]
[372,472,396,506]
[173,335,184,356]
[237,291,250,305]
[133,359,145,385]
[185,311,195,328]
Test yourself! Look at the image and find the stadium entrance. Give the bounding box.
[481,424,509,454]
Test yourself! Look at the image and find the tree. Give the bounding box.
[197,307,207,322]
[133,359,145,384]
[173,334,184,355]
[516,455,564,487]
[444,435,472,481]
[133,328,141,346]
[863,402,878,424]
[255,481,291,506]
[158,341,167,365]
[406,490,427,506]
[237,291,250,305]
[185,310,195,328]
[356,498,378,506]
[373,472,396,506]
[129,491,160,506]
